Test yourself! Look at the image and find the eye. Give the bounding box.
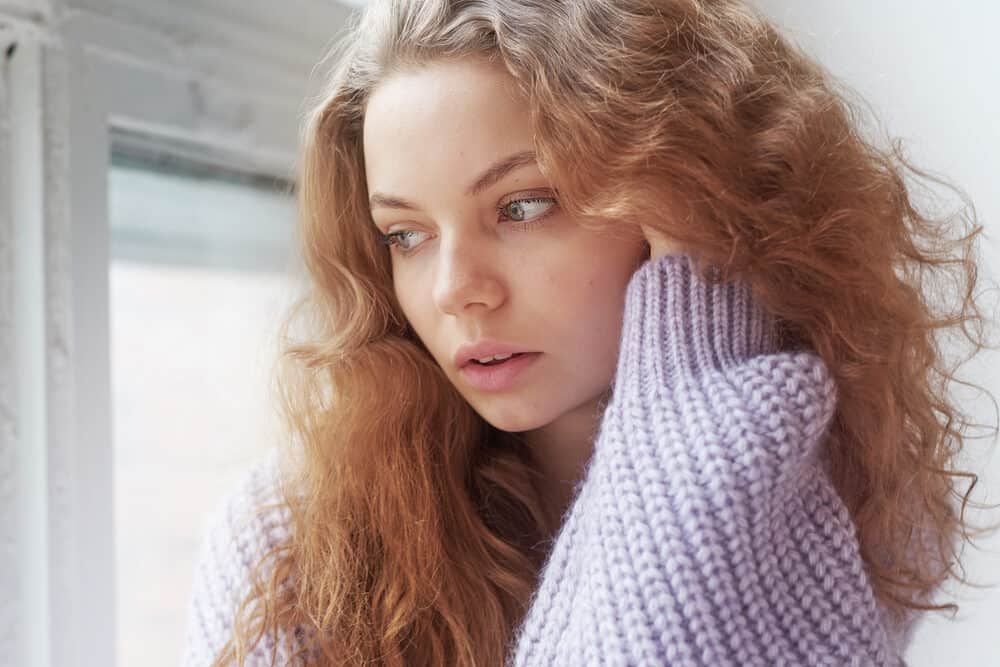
[379,229,428,253]
[498,196,557,224]
[379,193,559,256]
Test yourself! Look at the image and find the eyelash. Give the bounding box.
[378,195,559,256]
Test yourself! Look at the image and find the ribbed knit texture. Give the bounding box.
[180,451,297,666]
[181,253,912,666]
[506,253,907,666]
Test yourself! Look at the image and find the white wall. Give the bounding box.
[749,2,1000,665]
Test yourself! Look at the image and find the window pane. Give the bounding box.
[109,154,299,667]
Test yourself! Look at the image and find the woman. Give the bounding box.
[182,0,997,665]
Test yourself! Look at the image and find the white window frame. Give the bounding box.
[0,2,352,665]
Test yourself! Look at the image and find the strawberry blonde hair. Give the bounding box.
[215,0,1000,664]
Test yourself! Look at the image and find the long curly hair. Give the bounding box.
[213,0,1000,664]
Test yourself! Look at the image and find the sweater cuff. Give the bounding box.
[616,253,780,391]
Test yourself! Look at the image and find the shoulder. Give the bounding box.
[195,448,292,587]
[180,449,294,666]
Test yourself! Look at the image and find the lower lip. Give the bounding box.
[459,353,541,392]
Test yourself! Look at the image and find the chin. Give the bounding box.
[475,404,550,434]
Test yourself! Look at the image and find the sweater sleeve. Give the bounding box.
[179,450,300,667]
[509,253,902,667]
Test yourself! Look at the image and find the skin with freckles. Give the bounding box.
[363,58,658,514]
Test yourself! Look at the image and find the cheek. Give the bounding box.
[541,261,630,359]
[392,276,465,376]
[392,278,414,327]
[546,238,637,305]
[393,281,435,348]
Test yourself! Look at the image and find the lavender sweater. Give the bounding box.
[182,253,914,665]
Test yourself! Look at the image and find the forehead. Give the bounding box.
[362,59,535,193]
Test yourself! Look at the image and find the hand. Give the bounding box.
[639,223,682,260]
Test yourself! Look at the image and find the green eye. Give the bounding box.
[500,197,557,223]
[380,229,426,252]
[380,195,559,257]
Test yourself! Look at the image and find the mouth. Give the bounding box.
[459,352,542,392]
[465,352,529,368]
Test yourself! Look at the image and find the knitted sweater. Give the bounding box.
[181,253,915,666]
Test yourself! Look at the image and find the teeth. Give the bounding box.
[475,352,514,363]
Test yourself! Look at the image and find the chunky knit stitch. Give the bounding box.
[181,253,915,666]
[181,451,296,666]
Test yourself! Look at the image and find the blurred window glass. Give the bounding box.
[108,151,299,667]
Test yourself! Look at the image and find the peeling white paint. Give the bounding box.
[0,28,19,667]
[3,32,52,667]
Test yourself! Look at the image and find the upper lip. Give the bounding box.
[454,339,537,368]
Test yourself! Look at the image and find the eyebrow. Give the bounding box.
[368,150,538,211]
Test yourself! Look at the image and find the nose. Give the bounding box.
[432,234,506,316]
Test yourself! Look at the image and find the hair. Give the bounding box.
[213,0,1000,664]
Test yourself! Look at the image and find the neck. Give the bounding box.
[522,389,612,533]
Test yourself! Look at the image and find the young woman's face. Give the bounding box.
[363,58,647,435]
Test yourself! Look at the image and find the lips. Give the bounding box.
[459,351,542,392]
[470,352,523,366]
[453,339,537,369]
